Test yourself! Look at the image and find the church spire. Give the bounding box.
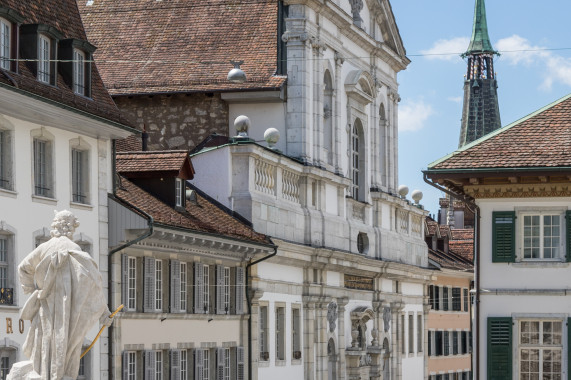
[465,0,495,55]
[458,0,502,147]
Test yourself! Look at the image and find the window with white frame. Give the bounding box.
[38,34,51,83]
[452,288,462,311]
[292,307,301,359]
[202,349,210,380]
[443,287,449,311]
[203,264,209,313]
[175,178,183,207]
[0,237,7,289]
[33,137,54,198]
[155,350,162,380]
[522,213,563,260]
[124,351,136,380]
[463,288,469,312]
[73,48,85,95]
[143,257,164,312]
[417,314,423,353]
[0,18,10,71]
[216,347,230,380]
[155,260,162,311]
[408,314,414,353]
[180,349,188,380]
[194,263,210,314]
[519,320,562,380]
[259,305,268,361]
[0,128,12,191]
[0,354,10,380]
[71,147,89,204]
[0,231,13,305]
[216,265,230,314]
[127,256,136,311]
[351,120,365,201]
[180,262,187,312]
[276,306,286,360]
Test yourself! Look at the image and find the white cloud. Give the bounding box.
[447,96,463,103]
[496,34,571,90]
[420,37,470,61]
[398,99,434,132]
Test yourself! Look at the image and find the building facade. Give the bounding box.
[425,93,571,380]
[0,0,136,378]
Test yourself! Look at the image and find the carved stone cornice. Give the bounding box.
[281,30,309,45]
[466,183,571,199]
[390,301,404,313]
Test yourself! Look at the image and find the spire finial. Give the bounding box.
[465,0,496,56]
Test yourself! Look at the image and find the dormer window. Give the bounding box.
[175,178,184,207]
[0,18,11,70]
[73,49,85,95]
[38,34,51,83]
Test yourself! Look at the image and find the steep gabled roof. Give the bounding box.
[0,0,131,128]
[116,177,271,245]
[78,0,286,96]
[428,93,571,171]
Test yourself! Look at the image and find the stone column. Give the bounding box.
[250,290,265,380]
[338,297,349,380]
[303,297,317,380]
[388,91,400,191]
[333,51,344,175]
[315,299,328,380]
[311,39,326,167]
[390,301,404,380]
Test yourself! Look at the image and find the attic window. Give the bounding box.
[0,18,10,70]
[73,49,85,95]
[59,39,95,98]
[175,178,184,207]
[38,34,51,83]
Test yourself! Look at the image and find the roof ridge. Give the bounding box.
[428,92,571,168]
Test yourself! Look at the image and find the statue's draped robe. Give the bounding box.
[18,237,110,380]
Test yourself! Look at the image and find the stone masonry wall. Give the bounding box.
[114,93,229,151]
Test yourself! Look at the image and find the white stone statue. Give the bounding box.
[8,211,113,380]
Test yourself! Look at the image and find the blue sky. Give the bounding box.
[391,1,571,216]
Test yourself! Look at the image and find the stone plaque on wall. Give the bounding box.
[344,274,374,291]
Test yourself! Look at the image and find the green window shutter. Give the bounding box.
[566,211,571,262]
[487,317,512,380]
[492,212,516,262]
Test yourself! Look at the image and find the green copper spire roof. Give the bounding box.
[465,0,496,55]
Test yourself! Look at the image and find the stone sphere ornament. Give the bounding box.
[234,115,251,137]
[397,185,409,198]
[264,128,280,148]
[411,189,423,204]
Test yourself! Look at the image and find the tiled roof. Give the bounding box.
[0,0,131,127]
[428,248,473,271]
[450,229,474,262]
[115,177,271,245]
[426,219,439,236]
[78,0,286,96]
[116,135,143,152]
[116,150,194,178]
[429,93,571,170]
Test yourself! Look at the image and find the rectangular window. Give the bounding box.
[452,288,461,311]
[33,138,52,197]
[417,314,423,352]
[443,287,450,311]
[444,331,450,356]
[155,259,162,311]
[73,49,85,95]
[180,262,187,312]
[401,314,405,354]
[203,264,209,313]
[434,286,440,310]
[175,178,183,207]
[0,19,9,71]
[276,306,285,360]
[127,257,136,311]
[461,331,467,354]
[408,314,414,353]
[180,350,187,380]
[155,351,162,380]
[38,35,51,83]
[519,320,562,379]
[71,148,88,203]
[523,214,562,259]
[463,288,469,312]
[0,238,7,289]
[0,129,11,190]
[224,348,230,380]
[292,307,301,359]
[224,267,230,313]
[259,306,268,361]
[452,331,459,355]
[127,352,136,380]
[435,331,443,356]
[203,349,210,380]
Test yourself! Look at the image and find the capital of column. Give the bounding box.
[390,301,405,313]
[334,51,344,66]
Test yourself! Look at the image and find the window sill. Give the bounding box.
[118,312,244,320]
[291,359,302,365]
[275,360,286,367]
[32,195,57,205]
[70,201,93,210]
[258,361,269,368]
[0,188,17,198]
[512,261,569,268]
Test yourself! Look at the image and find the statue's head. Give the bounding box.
[50,210,80,238]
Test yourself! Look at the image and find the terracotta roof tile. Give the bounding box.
[116,177,271,245]
[116,150,193,177]
[78,0,286,96]
[0,0,132,127]
[430,94,571,170]
[429,248,473,271]
[449,228,474,262]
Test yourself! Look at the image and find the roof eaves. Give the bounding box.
[426,92,571,169]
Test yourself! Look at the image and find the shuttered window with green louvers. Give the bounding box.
[487,317,512,380]
[492,212,516,262]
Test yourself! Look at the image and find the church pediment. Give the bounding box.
[365,0,407,57]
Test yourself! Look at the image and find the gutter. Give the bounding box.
[423,172,481,380]
[246,244,278,380]
[424,166,571,175]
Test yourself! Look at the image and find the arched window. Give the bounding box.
[351,119,365,200]
[323,70,333,165]
[379,103,387,186]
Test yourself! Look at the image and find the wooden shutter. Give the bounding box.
[121,254,128,310]
[216,265,225,314]
[487,317,512,380]
[194,263,204,314]
[170,260,181,313]
[170,349,181,380]
[122,351,129,380]
[235,267,244,314]
[143,257,156,312]
[216,347,225,380]
[492,212,516,262]
[428,331,432,356]
[566,211,571,262]
[236,347,244,380]
[144,350,156,380]
[568,318,571,380]
[194,349,204,380]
